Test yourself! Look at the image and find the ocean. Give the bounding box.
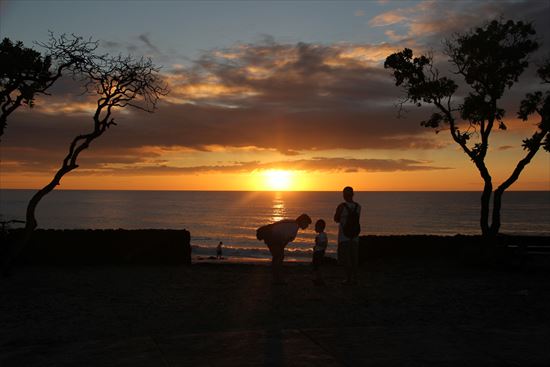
[1,190,549,260]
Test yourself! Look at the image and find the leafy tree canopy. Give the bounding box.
[384,19,549,237]
[0,34,97,140]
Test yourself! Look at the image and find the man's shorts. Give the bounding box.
[338,239,359,267]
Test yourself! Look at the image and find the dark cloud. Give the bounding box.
[60,157,451,176]
[0,144,164,173]
[3,100,443,160]
[138,33,160,54]
[101,40,121,49]
[3,37,449,158]
[172,39,401,109]
[279,157,451,172]
[100,34,163,58]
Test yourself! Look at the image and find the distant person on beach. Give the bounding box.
[216,241,223,259]
[334,186,361,285]
[312,219,328,286]
[256,214,312,284]
[183,229,192,265]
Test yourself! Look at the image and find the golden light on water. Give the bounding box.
[271,192,286,222]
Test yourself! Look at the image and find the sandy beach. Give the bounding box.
[2,237,550,366]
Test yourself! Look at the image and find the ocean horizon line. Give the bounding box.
[2,188,549,193]
[2,190,549,242]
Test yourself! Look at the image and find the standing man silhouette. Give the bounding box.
[334,186,361,284]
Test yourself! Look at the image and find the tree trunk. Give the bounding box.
[489,128,548,237]
[0,114,7,140]
[477,162,493,237]
[480,186,492,237]
[25,183,56,231]
[490,187,505,237]
[3,163,76,273]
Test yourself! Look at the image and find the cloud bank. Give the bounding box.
[3,0,548,180]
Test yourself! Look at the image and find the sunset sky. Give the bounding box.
[1,0,549,191]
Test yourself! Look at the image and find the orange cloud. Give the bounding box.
[33,101,98,115]
[367,0,545,42]
[369,11,409,27]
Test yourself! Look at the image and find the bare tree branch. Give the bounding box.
[3,43,169,272]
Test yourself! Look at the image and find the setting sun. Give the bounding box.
[264,170,293,191]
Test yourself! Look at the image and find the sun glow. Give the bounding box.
[264,170,293,191]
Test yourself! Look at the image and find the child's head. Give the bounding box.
[315,219,326,233]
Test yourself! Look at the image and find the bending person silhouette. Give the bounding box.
[257,214,312,284]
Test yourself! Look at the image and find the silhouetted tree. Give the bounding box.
[384,19,549,237]
[4,51,168,270]
[0,34,97,141]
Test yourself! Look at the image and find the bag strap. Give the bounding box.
[345,202,357,214]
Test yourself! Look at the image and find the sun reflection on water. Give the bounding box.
[270,192,286,222]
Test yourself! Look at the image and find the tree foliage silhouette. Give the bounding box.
[0,34,97,141]
[384,19,549,237]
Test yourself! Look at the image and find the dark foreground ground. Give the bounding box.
[1,255,550,366]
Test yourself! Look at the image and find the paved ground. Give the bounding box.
[1,262,549,366]
[3,325,550,366]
